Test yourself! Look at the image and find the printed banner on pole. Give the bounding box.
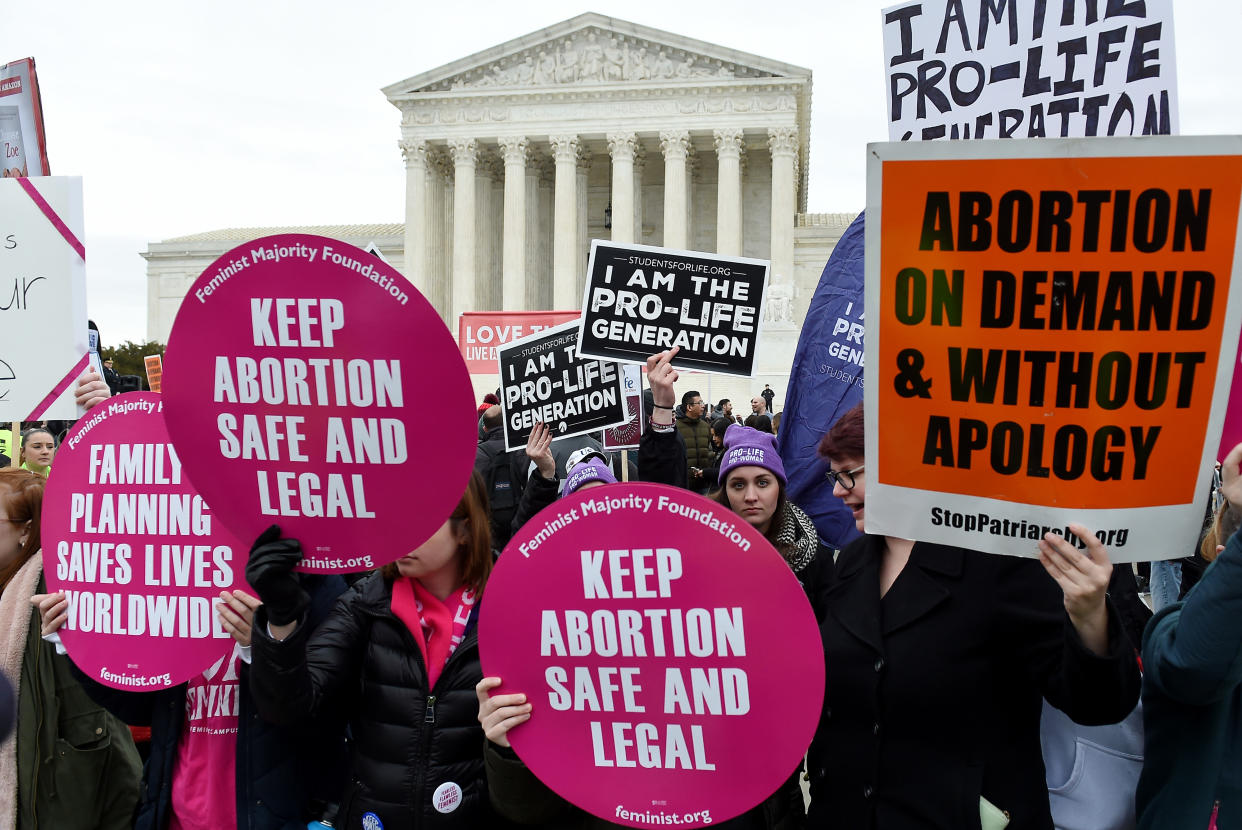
[42,393,250,690]
[0,58,50,177]
[0,176,88,421]
[865,136,1242,563]
[162,234,476,573]
[881,0,1178,141]
[498,319,629,452]
[480,482,824,828]
[603,365,644,452]
[577,241,769,376]
[459,310,581,373]
[144,354,163,393]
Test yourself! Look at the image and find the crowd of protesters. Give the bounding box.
[1,356,1238,830]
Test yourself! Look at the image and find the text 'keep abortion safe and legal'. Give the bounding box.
[210,296,405,522]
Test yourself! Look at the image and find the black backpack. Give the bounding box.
[484,446,517,550]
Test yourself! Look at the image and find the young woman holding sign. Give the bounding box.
[645,347,832,616]
[478,347,821,829]
[809,402,1140,830]
[0,467,142,828]
[247,470,511,830]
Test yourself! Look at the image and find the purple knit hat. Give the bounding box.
[717,424,786,486]
[563,458,617,496]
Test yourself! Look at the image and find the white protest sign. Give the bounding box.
[882,0,1178,141]
[0,176,88,420]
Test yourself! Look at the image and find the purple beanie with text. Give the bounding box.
[563,458,617,496]
[717,424,786,486]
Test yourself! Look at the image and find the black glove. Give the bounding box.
[245,524,309,627]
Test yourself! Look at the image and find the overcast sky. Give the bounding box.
[12,0,1240,347]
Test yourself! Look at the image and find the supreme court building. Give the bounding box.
[145,14,853,403]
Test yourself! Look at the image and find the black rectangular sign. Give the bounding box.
[499,320,630,451]
[576,241,770,376]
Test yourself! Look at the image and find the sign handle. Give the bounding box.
[10,422,18,467]
[621,449,629,483]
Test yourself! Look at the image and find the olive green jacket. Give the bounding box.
[15,575,141,829]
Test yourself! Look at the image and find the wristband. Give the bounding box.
[652,404,674,410]
[649,419,675,433]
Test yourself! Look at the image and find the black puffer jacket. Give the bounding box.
[250,573,505,830]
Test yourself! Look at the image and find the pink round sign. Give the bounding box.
[42,393,250,690]
[480,482,825,828]
[162,234,477,572]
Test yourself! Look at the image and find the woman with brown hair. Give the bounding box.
[0,467,141,829]
[809,401,1139,830]
[247,470,509,829]
[16,427,56,478]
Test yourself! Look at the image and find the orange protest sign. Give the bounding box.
[866,137,1242,560]
[144,354,163,393]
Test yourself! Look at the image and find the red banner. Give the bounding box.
[458,311,580,373]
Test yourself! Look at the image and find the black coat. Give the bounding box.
[75,575,348,830]
[250,573,506,830]
[807,536,1140,830]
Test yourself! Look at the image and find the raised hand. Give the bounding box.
[645,346,680,409]
[526,421,556,480]
[75,370,110,411]
[1037,523,1113,656]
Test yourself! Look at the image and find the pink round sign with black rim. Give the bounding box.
[42,393,250,690]
[480,482,825,828]
[162,234,476,572]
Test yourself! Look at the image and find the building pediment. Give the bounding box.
[382,12,810,97]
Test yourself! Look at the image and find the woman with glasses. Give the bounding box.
[807,401,1140,830]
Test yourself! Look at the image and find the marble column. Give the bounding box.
[427,148,452,324]
[713,129,744,256]
[633,143,646,243]
[576,146,592,300]
[534,154,556,309]
[524,154,543,309]
[476,152,501,311]
[767,126,799,324]
[449,138,479,321]
[399,139,428,297]
[660,130,690,249]
[607,132,637,243]
[551,134,580,310]
[499,135,529,311]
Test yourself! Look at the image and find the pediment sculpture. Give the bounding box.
[424,28,776,91]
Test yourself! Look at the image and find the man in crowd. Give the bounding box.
[751,395,769,417]
[761,383,776,414]
[474,405,521,549]
[676,389,713,493]
[712,399,741,424]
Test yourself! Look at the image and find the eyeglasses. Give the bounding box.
[825,464,865,490]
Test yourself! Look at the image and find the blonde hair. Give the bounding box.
[1201,502,1241,563]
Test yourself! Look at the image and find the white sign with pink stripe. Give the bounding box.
[0,176,89,420]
